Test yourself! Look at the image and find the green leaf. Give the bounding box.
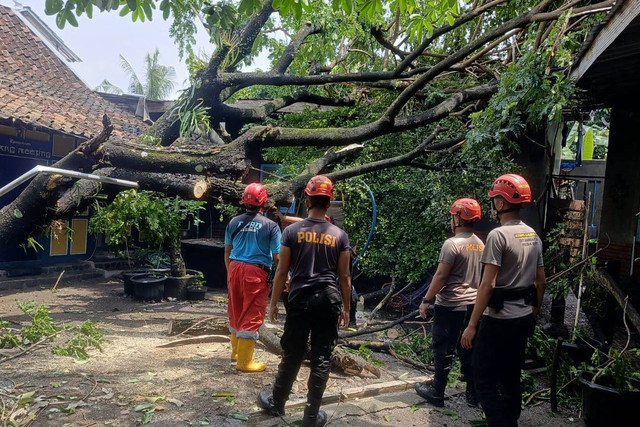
[18,391,36,406]
[13,209,22,218]
[384,415,392,422]
[65,9,78,27]
[44,0,64,15]
[134,403,155,412]
[126,0,138,11]
[142,3,153,21]
[440,409,459,420]
[446,14,454,27]
[142,410,154,424]
[229,412,249,421]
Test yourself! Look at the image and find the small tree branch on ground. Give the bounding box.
[340,310,419,339]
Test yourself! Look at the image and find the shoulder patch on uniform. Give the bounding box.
[514,232,537,238]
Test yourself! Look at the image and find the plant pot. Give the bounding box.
[122,269,154,296]
[186,286,206,301]
[561,341,595,366]
[131,273,166,302]
[164,274,198,299]
[578,374,640,426]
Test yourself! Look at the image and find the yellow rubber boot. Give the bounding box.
[230,334,238,361]
[236,338,266,372]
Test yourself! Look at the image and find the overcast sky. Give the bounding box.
[17,0,267,99]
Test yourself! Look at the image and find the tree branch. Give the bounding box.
[226,0,275,71]
[393,0,511,76]
[383,0,556,121]
[325,133,465,183]
[250,83,496,147]
[271,21,322,74]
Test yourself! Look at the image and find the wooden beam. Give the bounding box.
[572,0,640,80]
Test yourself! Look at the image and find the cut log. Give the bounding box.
[167,317,229,336]
[156,335,229,348]
[193,180,208,198]
[258,324,283,356]
[259,325,381,377]
[331,346,381,378]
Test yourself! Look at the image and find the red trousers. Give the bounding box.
[227,261,270,339]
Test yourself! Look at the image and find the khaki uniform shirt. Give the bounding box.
[435,232,484,308]
[481,220,544,319]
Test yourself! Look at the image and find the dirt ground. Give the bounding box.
[0,278,583,426]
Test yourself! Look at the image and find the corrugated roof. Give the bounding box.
[0,5,147,140]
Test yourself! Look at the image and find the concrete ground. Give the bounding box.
[252,387,584,426]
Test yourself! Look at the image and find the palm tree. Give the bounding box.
[95,49,176,100]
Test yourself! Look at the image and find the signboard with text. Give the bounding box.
[0,134,52,161]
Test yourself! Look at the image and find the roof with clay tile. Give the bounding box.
[0,5,147,140]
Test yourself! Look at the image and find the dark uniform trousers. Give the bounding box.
[272,286,342,413]
[432,304,475,396]
[473,314,535,427]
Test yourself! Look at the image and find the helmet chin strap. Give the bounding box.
[491,198,518,217]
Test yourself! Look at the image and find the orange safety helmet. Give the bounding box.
[488,174,531,204]
[242,183,268,206]
[304,175,334,198]
[450,198,482,221]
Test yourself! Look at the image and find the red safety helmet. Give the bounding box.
[488,174,531,204]
[242,183,268,206]
[305,175,334,198]
[450,198,482,221]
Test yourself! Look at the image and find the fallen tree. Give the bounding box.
[1,0,614,275]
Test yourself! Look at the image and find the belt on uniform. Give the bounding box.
[247,262,271,274]
[232,260,272,274]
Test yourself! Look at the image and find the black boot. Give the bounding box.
[257,391,284,417]
[301,405,327,427]
[414,382,444,407]
[415,368,447,407]
[465,379,478,407]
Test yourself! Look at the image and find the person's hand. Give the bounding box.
[339,309,349,328]
[419,302,430,319]
[532,306,540,317]
[269,304,279,323]
[284,280,291,292]
[460,324,476,349]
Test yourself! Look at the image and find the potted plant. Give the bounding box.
[90,190,205,299]
[577,346,640,426]
[185,273,207,301]
[131,272,167,302]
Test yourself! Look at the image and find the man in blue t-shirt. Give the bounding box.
[225,183,281,373]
